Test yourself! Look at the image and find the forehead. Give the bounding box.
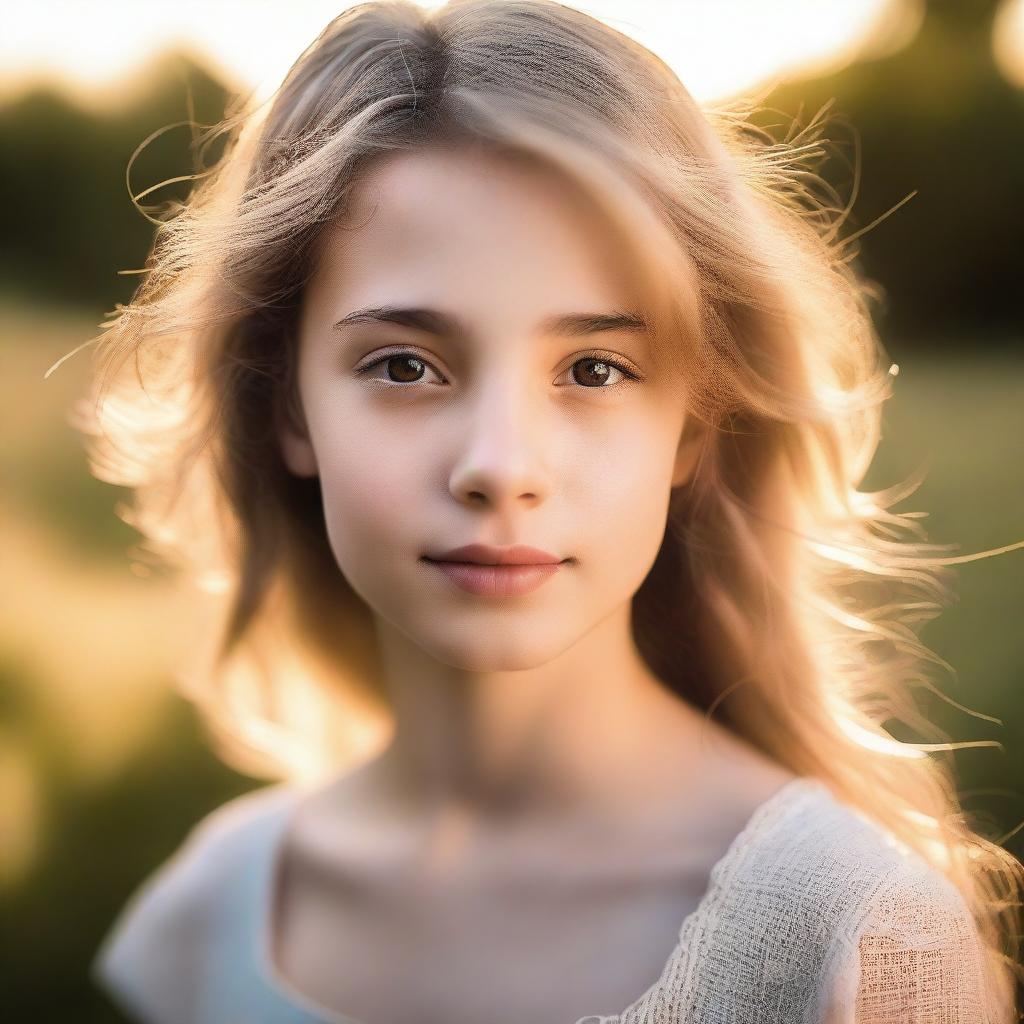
[305,145,638,319]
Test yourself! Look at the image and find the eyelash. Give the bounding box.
[353,348,644,390]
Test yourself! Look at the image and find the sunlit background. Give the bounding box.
[3,1,1023,1019]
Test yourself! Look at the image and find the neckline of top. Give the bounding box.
[250,774,829,1024]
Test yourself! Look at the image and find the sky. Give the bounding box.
[0,0,953,112]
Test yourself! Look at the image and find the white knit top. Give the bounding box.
[90,776,1001,1023]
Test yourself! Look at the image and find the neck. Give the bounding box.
[361,600,705,831]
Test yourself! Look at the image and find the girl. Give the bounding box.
[69,0,1022,1020]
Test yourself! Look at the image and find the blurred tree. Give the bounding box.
[0,2,1021,337]
[0,49,231,315]
[762,0,1024,347]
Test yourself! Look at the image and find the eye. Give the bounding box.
[354,351,448,386]
[561,352,642,389]
[354,348,643,390]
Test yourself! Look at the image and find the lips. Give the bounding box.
[423,559,565,598]
[421,542,570,598]
[422,543,566,566]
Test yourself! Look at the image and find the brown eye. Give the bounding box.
[564,353,641,389]
[572,357,617,387]
[385,355,426,383]
[355,351,447,385]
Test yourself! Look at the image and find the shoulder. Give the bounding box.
[767,786,999,1024]
[831,852,998,1023]
[713,776,913,901]
[742,779,980,937]
[772,782,983,944]
[687,779,997,1020]
[90,782,299,1023]
[679,779,903,977]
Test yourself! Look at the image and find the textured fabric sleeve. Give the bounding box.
[820,859,999,1024]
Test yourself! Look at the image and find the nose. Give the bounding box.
[447,371,554,510]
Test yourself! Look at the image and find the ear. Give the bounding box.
[671,417,706,489]
[275,391,319,478]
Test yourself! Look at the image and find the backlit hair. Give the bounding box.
[59,0,1023,1012]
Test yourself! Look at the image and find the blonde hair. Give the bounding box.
[58,0,1023,1013]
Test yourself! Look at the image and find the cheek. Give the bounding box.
[300,376,417,534]
[578,417,676,524]
[312,431,423,584]
[603,462,673,576]
[567,422,677,586]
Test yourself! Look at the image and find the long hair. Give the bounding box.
[58,0,1023,1013]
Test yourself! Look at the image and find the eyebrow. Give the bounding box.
[332,305,649,339]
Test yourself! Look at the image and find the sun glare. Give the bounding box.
[994,0,1024,89]
[2,0,925,113]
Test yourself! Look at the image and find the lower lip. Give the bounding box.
[423,559,566,597]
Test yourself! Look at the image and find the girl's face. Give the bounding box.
[282,145,701,671]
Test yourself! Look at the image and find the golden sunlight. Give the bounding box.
[993,0,1024,88]
[2,0,922,112]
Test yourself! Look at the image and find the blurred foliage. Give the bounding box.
[0,1,1022,346]
[0,49,231,315]
[861,353,1024,829]
[0,682,254,1022]
[762,0,1024,346]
